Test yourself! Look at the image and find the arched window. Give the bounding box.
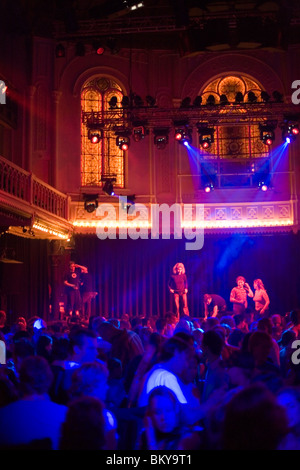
[200,74,270,160]
[199,75,271,189]
[81,77,125,187]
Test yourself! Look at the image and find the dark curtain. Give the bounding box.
[0,233,50,323]
[74,231,300,319]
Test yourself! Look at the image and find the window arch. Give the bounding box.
[200,74,270,160]
[81,76,125,187]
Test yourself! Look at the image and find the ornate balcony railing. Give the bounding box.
[0,156,69,220]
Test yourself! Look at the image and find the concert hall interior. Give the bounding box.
[1,0,300,452]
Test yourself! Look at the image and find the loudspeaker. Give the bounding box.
[0,259,24,295]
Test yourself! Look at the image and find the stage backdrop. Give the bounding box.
[74,231,300,319]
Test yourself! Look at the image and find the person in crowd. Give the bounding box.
[230,276,253,315]
[277,387,300,450]
[59,396,106,450]
[137,386,201,450]
[69,361,118,450]
[0,310,10,335]
[168,263,189,318]
[51,327,100,404]
[203,294,227,319]
[137,335,194,408]
[201,329,228,403]
[256,317,280,367]
[222,383,288,450]
[253,279,270,318]
[0,355,67,449]
[288,309,300,339]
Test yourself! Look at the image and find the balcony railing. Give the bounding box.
[0,156,69,220]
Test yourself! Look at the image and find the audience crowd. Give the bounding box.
[0,306,300,450]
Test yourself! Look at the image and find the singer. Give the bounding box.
[168,262,189,318]
[230,275,253,315]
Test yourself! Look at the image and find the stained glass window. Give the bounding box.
[200,75,270,160]
[81,77,125,187]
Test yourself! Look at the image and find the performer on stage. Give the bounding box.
[168,262,189,318]
[203,293,227,319]
[63,261,87,317]
[230,276,253,316]
[253,278,270,318]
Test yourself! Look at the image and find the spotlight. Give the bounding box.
[247,91,257,103]
[55,44,65,58]
[260,183,268,191]
[106,37,119,55]
[146,95,156,107]
[193,96,202,107]
[206,95,216,106]
[259,123,276,146]
[219,94,229,106]
[108,96,118,108]
[282,122,299,143]
[234,92,244,104]
[93,41,105,55]
[132,125,146,142]
[84,194,99,212]
[261,91,271,103]
[88,125,103,144]
[180,97,191,108]
[133,94,144,107]
[154,128,169,150]
[116,135,130,150]
[102,178,116,196]
[204,184,214,193]
[174,126,192,145]
[272,90,283,103]
[121,96,130,108]
[198,126,215,149]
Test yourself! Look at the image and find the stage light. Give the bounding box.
[102,178,116,196]
[206,95,216,106]
[247,91,257,103]
[204,184,214,193]
[260,183,268,191]
[261,91,271,103]
[146,95,156,107]
[108,96,118,108]
[121,96,130,108]
[174,126,192,145]
[193,96,202,107]
[132,125,145,142]
[198,126,215,149]
[259,123,276,146]
[116,135,130,150]
[55,44,65,58]
[219,94,229,106]
[83,194,99,213]
[88,126,103,144]
[93,41,105,55]
[273,90,283,103]
[154,128,169,150]
[133,94,143,107]
[180,97,191,108]
[234,92,244,104]
[282,122,299,143]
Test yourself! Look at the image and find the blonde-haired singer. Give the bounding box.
[168,263,189,318]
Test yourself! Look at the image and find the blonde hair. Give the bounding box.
[173,263,185,274]
[254,279,265,290]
